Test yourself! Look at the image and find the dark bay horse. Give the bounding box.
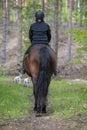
[24,44,56,115]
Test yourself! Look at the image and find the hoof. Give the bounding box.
[33,107,37,111]
[42,110,47,114]
[36,113,42,117]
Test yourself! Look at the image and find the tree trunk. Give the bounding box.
[1,0,7,65]
[66,0,69,26]
[80,0,83,27]
[42,0,47,13]
[54,0,59,67]
[14,0,18,22]
[67,0,72,61]
[42,0,45,12]
[59,0,62,25]
[74,0,79,24]
[17,0,22,62]
[7,0,10,26]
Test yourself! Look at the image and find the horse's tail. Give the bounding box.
[36,47,51,106]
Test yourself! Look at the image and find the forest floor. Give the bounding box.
[0,25,87,130]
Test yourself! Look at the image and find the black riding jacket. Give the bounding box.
[29,21,51,45]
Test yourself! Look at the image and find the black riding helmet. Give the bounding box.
[35,10,44,21]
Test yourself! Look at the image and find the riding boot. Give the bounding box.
[54,69,58,76]
[54,69,60,76]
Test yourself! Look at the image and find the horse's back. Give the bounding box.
[30,44,56,62]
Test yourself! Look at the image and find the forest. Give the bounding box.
[0,0,87,72]
[0,0,87,130]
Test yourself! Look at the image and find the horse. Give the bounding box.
[23,44,56,116]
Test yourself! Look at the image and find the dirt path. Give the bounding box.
[1,112,87,130]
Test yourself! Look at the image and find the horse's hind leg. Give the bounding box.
[32,78,42,114]
[32,77,42,114]
[41,80,50,114]
[36,97,42,116]
[42,105,46,113]
[32,77,37,111]
[33,90,37,111]
[41,97,47,113]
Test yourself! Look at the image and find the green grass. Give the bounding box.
[0,76,87,120]
[0,82,32,119]
[0,76,13,81]
[49,79,87,117]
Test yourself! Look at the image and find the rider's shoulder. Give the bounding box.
[44,22,50,28]
[30,22,36,27]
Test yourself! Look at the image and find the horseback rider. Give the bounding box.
[29,10,51,46]
[20,10,57,75]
